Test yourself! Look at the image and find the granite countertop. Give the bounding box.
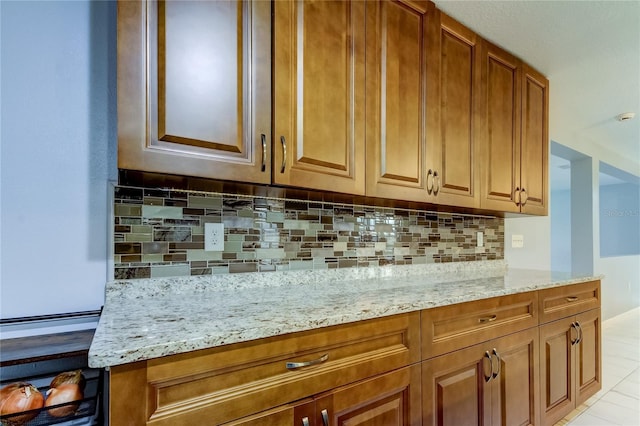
[88,260,601,368]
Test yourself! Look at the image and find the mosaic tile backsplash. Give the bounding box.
[113,186,504,279]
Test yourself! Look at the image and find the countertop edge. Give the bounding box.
[89,265,602,368]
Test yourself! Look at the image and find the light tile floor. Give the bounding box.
[557,307,640,426]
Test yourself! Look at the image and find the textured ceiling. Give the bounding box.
[432,0,640,165]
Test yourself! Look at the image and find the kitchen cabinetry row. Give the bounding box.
[108,280,600,425]
[117,0,548,215]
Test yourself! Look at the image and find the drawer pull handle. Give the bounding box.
[286,353,329,370]
[566,296,579,302]
[302,417,310,426]
[321,409,330,426]
[478,315,497,323]
[483,350,493,382]
[426,169,434,195]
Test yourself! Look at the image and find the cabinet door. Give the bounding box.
[520,64,549,215]
[490,327,539,426]
[424,11,481,208]
[480,41,522,213]
[222,400,315,426]
[317,365,421,426]
[575,309,601,406]
[422,343,491,426]
[118,0,271,183]
[539,317,577,426]
[273,0,366,195]
[365,0,432,202]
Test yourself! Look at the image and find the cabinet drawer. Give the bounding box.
[538,280,601,324]
[130,312,419,426]
[421,291,538,359]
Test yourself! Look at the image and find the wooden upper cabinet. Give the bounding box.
[428,11,482,208]
[480,41,522,213]
[273,0,366,195]
[118,1,271,183]
[366,6,480,208]
[520,64,549,215]
[365,0,431,202]
[117,0,548,212]
[480,41,549,215]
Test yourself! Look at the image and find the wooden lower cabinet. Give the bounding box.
[422,327,539,426]
[227,365,422,426]
[107,282,601,426]
[317,364,422,426]
[539,309,601,426]
[221,400,315,426]
[108,313,420,426]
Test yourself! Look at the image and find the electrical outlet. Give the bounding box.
[511,234,524,248]
[205,223,225,251]
[476,231,484,247]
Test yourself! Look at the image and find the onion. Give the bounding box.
[0,383,44,424]
[45,384,83,417]
[49,370,86,392]
[0,383,23,408]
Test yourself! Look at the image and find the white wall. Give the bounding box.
[599,182,640,257]
[550,189,571,272]
[0,1,117,320]
[504,215,552,270]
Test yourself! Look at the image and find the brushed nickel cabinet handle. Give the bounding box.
[426,169,434,195]
[433,171,440,195]
[302,417,310,426]
[491,348,501,379]
[484,350,493,382]
[575,321,583,345]
[286,353,329,370]
[280,136,287,173]
[260,134,267,172]
[514,187,521,206]
[566,296,579,302]
[521,188,528,206]
[321,409,330,426]
[479,314,497,323]
[570,322,579,345]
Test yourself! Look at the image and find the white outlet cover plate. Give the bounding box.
[511,234,524,248]
[205,223,225,251]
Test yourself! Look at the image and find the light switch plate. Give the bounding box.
[476,231,484,247]
[204,223,225,251]
[511,234,524,248]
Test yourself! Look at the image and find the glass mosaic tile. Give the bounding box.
[113,186,504,277]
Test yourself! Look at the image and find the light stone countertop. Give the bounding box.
[88,260,602,368]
